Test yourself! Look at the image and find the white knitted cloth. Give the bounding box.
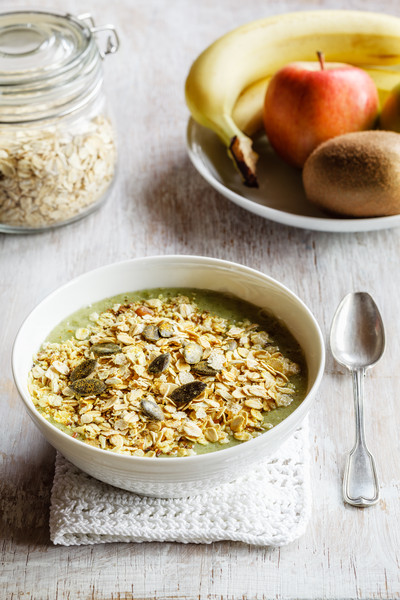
[50,421,311,546]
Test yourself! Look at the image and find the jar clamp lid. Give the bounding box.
[0,11,120,122]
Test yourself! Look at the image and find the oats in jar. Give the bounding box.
[0,116,116,229]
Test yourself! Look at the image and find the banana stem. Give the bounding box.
[228,136,259,187]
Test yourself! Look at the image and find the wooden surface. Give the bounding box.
[1,0,400,598]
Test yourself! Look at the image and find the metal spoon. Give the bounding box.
[330,292,385,507]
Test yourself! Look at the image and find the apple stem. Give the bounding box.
[317,51,325,70]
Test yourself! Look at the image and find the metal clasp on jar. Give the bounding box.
[74,13,120,58]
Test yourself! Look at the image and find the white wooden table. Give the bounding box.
[1,0,400,597]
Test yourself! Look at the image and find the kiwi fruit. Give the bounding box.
[302,130,400,217]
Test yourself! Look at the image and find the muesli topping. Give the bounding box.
[28,293,301,457]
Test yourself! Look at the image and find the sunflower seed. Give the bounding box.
[70,359,97,382]
[142,324,160,342]
[69,378,106,396]
[91,342,121,356]
[140,397,164,421]
[158,320,175,338]
[170,381,207,404]
[182,342,203,364]
[148,352,171,375]
[191,360,219,376]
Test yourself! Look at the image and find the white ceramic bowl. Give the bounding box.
[12,255,325,497]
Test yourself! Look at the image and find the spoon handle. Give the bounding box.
[343,368,379,507]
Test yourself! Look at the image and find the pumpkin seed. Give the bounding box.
[191,360,219,377]
[158,320,175,338]
[148,352,171,375]
[142,324,160,342]
[70,358,97,382]
[69,378,106,396]
[170,381,207,404]
[182,342,203,365]
[140,397,164,421]
[91,342,121,356]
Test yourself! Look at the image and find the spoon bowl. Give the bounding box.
[330,292,385,371]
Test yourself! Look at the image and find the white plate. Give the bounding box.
[186,117,400,233]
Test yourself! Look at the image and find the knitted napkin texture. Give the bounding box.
[50,420,311,546]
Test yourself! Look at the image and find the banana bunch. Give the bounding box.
[185,10,400,187]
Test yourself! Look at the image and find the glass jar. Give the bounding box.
[0,10,119,233]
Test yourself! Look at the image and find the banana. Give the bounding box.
[232,76,271,137]
[185,10,400,187]
[232,68,400,137]
[366,67,400,103]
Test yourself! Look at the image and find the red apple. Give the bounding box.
[263,53,379,168]
[379,84,400,132]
